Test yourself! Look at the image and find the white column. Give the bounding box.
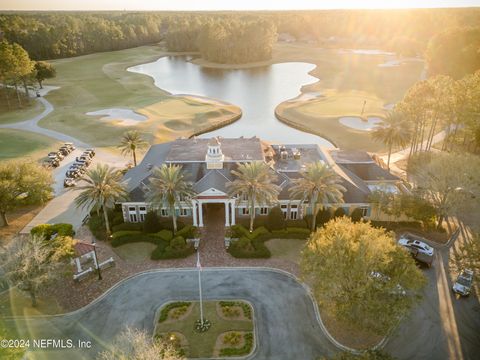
[230,200,236,225]
[192,202,198,226]
[75,257,82,273]
[224,201,230,227]
[198,202,204,227]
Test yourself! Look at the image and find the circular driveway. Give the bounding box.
[9,268,339,360]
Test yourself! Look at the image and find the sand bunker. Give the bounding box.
[86,108,147,126]
[339,116,383,131]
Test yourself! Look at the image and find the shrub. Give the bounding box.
[219,332,253,356]
[111,230,142,240]
[222,306,241,318]
[370,220,423,231]
[158,302,191,323]
[237,217,266,229]
[223,332,242,346]
[316,207,333,227]
[265,206,285,231]
[152,243,195,260]
[112,222,143,232]
[250,226,269,239]
[31,223,74,240]
[220,301,252,319]
[159,219,185,231]
[143,211,161,233]
[153,229,174,242]
[231,224,252,239]
[350,207,364,223]
[110,232,162,247]
[228,237,270,258]
[175,225,197,239]
[286,219,308,229]
[88,214,106,241]
[111,212,125,227]
[334,207,347,218]
[170,236,186,249]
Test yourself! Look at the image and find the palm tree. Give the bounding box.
[227,162,280,232]
[146,164,194,234]
[73,164,128,236]
[118,130,149,166]
[289,161,346,232]
[371,111,412,170]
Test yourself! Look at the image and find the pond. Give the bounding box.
[339,116,384,131]
[128,57,334,146]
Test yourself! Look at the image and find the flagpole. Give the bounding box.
[197,251,204,326]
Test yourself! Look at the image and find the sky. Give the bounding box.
[1,0,480,11]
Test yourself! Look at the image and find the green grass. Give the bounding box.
[0,288,63,317]
[272,44,425,152]
[0,98,43,125]
[113,242,157,262]
[155,301,254,358]
[0,129,61,161]
[38,45,240,146]
[265,238,306,263]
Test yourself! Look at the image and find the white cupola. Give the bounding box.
[206,137,224,169]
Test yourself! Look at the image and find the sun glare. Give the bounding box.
[0,0,478,11]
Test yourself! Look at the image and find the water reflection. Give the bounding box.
[128,57,334,146]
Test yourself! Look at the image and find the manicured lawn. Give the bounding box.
[155,301,254,358]
[0,128,61,161]
[113,242,156,262]
[265,238,306,264]
[0,204,45,242]
[39,45,241,146]
[0,98,43,125]
[0,288,63,317]
[270,43,425,152]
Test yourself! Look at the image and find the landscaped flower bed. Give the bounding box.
[154,300,255,358]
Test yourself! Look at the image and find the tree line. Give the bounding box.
[166,17,277,64]
[0,13,165,59]
[2,9,479,65]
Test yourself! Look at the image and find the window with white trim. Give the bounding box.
[360,207,368,217]
[161,209,169,217]
[179,208,188,217]
[129,213,138,222]
[259,207,268,215]
[139,206,147,222]
[241,207,249,215]
[280,204,288,219]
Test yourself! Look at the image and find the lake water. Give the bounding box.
[128,57,334,146]
[339,116,384,131]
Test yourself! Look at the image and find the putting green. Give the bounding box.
[37,46,241,147]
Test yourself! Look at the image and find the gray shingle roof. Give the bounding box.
[165,137,264,162]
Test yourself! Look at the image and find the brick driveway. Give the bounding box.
[40,204,300,312]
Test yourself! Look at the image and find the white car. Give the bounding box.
[398,235,434,257]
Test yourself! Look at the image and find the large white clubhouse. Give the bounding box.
[120,137,401,227]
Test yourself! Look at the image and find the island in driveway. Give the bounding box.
[120,136,402,227]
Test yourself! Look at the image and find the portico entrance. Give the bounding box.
[192,197,236,228]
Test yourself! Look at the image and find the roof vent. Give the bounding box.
[147,163,153,171]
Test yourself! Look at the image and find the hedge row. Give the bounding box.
[370,220,423,231]
[31,223,75,240]
[228,224,311,258]
[110,229,194,260]
[219,332,254,357]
